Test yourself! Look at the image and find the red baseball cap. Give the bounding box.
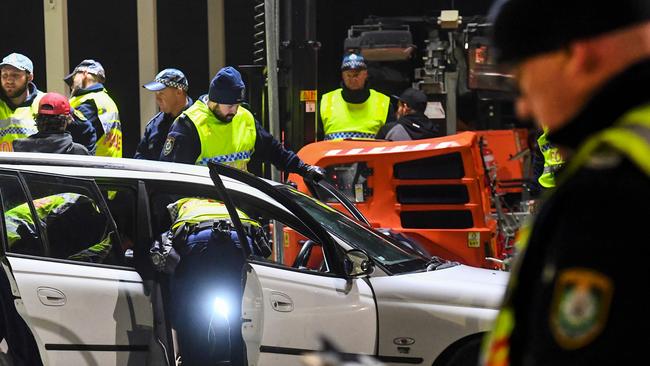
[38,92,71,115]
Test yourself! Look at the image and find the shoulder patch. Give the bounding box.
[550,268,613,350]
[162,136,175,156]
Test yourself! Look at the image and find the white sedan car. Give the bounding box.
[0,153,507,366]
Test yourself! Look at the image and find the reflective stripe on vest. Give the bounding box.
[168,197,257,231]
[69,89,122,157]
[537,128,565,188]
[481,104,650,366]
[320,88,390,140]
[183,99,257,170]
[0,93,43,151]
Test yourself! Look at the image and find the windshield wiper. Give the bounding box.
[425,256,459,271]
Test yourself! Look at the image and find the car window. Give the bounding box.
[278,186,430,274]
[21,172,121,265]
[99,185,137,261]
[145,180,332,274]
[0,173,45,256]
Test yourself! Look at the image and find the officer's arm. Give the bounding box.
[75,100,104,140]
[159,115,201,164]
[252,121,306,174]
[134,115,158,159]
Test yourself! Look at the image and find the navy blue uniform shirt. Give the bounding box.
[160,96,306,173]
[134,96,192,160]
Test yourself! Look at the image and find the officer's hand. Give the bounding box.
[302,164,327,183]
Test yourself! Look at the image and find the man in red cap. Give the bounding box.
[12,92,89,155]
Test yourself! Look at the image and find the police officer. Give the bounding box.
[135,68,193,160]
[0,53,43,151]
[161,197,262,366]
[65,59,122,157]
[481,1,650,365]
[535,126,565,189]
[376,88,441,141]
[320,53,392,140]
[160,66,324,180]
[12,92,89,155]
[6,193,111,262]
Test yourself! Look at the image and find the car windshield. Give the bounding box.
[278,186,429,274]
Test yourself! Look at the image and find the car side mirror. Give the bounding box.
[344,249,374,277]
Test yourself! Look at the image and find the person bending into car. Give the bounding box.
[158,197,269,366]
[159,66,325,181]
[12,92,89,155]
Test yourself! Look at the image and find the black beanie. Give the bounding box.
[490,0,650,64]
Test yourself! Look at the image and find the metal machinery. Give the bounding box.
[252,4,533,269]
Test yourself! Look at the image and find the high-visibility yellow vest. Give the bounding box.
[480,104,650,366]
[320,88,390,140]
[183,99,257,170]
[537,128,565,188]
[5,193,98,246]
[69,88,122,157]
[168,197,258,231]
[0,93,43,151]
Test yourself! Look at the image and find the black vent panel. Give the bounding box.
[396,185,469,204]
[393,152,464,180]
[400,210,473,229]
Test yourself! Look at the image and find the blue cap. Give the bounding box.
[0,53,33,74]
[143,68,189,91]
[208,66,245,104]
[64,59,106,85]
[341,53,367,71]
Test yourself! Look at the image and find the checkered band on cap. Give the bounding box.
[156,78,188,91]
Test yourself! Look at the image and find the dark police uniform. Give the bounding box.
[481,2,650,365]
[134,96,192,160]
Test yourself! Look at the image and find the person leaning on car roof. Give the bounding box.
[12,92,89,155]
[135,68,193,160]
[159,65,325,181]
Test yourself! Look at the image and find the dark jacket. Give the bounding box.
[12,132,90,155]
[67,83,105,154]
[160,96,307,173]
[504,60,650,365]
[134,96,193,160]
[375,112,441,140]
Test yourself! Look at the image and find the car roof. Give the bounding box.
[0,152,281,201]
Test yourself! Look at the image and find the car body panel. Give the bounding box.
[244,263,376,365]
[8,256,152,364]
[371,265,507,364]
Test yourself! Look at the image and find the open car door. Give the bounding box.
[208,163,378,366]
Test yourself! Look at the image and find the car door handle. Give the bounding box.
[37,287,66,306]
[270,292,293,312]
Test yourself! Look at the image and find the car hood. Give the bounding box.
[369,265,508,309]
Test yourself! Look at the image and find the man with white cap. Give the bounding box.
[65,59,121,157]
[0,53,43,151]
[135,68,193,160]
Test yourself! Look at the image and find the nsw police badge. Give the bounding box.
[550,268,613,350]
[163,136,175,156]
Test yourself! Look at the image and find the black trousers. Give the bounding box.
[170,228,246,365]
